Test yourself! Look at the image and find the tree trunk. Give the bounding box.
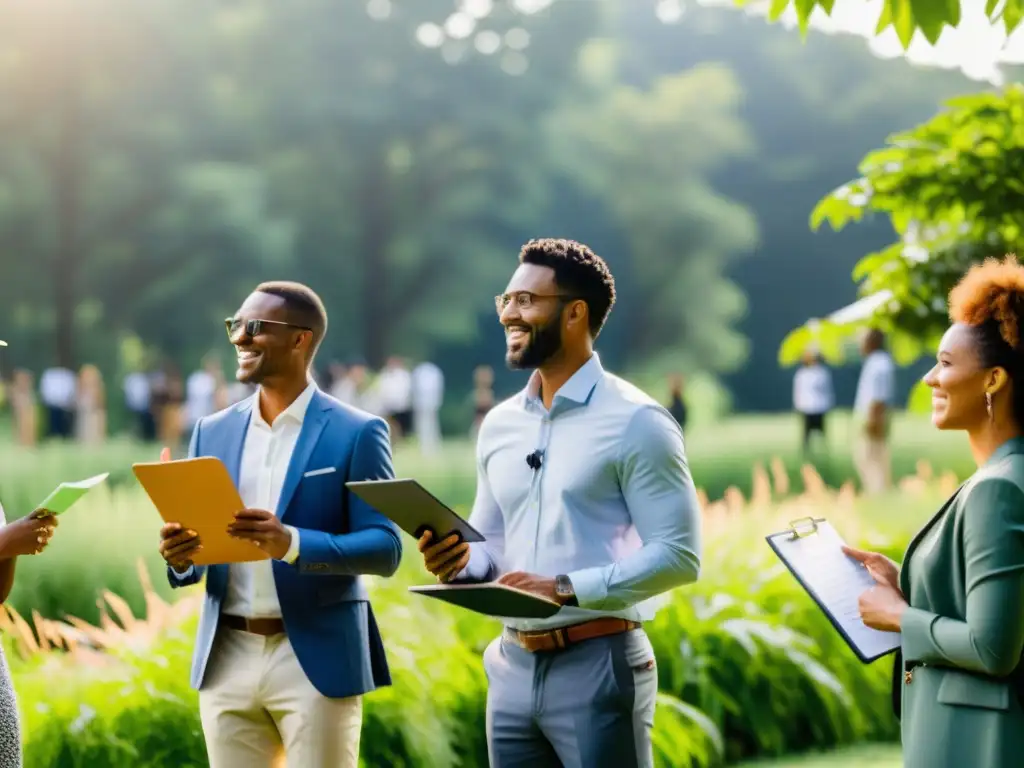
[359,147,390,369]
[51,45,83,369]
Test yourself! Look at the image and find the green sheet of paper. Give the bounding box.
[35,472,109,515]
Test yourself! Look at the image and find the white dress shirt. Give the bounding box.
[411,362,444,411]
[375,366,412,415]
[177,384,310,618]
[456,353,701,631]
[854,350,896,417]
[39,367,77,409]
[792,363,834,415]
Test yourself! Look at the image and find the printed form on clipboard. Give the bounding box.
[766,517,901,664]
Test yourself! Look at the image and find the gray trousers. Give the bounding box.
[483,627,658,768]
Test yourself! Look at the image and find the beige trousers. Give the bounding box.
[853,432,891,495]
[198,628,363,768]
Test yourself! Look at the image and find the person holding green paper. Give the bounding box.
[0,336,60,765]
[0,500,58,767]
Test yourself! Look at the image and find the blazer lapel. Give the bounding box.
[899,482,966,596]
[276,393,329,520]
[224,398,253,487]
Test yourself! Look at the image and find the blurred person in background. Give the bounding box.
[853,328,895,493]
[327,362,355,405]
[471,364,494,437]
[411,358,444,455]
[74,363,106,445]
[123,365,155,442]
[151,360,185,450]
[792,349,834,454]
[38,365,76,440]
[666,373,688,430]
[847,255,1024,768]
[417,238,701,768]
[158,281,402,768]
[375,356,412,439]
[184,353,225,436]
[10,370,36,447]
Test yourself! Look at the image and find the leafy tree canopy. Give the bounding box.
[778,84,1024,405]
[762,0,1022,48]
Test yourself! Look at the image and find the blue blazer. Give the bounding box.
[166,388,403,699]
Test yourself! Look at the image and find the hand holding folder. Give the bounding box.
[766,516,900,663]
[134,456,270,566]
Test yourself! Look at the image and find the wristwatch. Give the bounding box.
[555,574,578,607]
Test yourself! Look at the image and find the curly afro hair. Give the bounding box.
[518,238,616,337]
[948,254,1024,425]
[949,254,1024,350]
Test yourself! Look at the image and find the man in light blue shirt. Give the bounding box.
[418,238,702,768]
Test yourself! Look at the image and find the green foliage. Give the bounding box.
[762,0,1012,46]
[548,45,758,376]
[781,85,1024,364]
[0,413,976,629]
[5,466,946,767]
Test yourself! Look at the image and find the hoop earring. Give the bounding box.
[986,392,994,421]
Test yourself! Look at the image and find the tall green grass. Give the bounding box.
[1,465,944,767]
[0,411,962,766]
[0,410,965,626]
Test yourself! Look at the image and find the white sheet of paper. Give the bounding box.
[768,520,901,662]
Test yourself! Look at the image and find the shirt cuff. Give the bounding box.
[566,566,608,610]
[281,525,301,564]
[172,565,195,580]
[454,543,492,582]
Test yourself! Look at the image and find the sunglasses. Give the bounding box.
[224,317,311,341]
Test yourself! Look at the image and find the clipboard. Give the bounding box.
[766,516,900,664]
[132,457,270,566]
[346,478,485,543]
[409,582,562,619]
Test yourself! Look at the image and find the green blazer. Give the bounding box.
[896,436,1024,768]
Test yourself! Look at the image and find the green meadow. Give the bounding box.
[0,410,956,766]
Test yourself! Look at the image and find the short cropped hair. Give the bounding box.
[519,238,616,337]
[255,280,328,359]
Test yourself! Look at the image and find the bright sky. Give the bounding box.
[404,0,1024,85]
[690,0,1024,85]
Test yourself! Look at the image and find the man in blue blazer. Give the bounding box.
[157,281,403,768]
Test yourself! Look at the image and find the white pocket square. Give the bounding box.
[303,467,336,478]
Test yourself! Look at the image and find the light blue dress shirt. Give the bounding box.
[456,353,702,631]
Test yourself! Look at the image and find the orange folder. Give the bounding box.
[132,456,270,566]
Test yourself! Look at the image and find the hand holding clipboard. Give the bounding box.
[766,516,901,663]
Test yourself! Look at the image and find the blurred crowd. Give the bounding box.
[0,354,502,457]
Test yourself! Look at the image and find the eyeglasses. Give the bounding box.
[224,317,311,341]
[494,291,575,315]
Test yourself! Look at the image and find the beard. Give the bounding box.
[506,318,563,370]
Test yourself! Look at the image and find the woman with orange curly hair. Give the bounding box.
[844,254,1024,767]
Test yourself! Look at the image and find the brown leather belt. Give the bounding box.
[508,618,641,653]
[221,614,286,636]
